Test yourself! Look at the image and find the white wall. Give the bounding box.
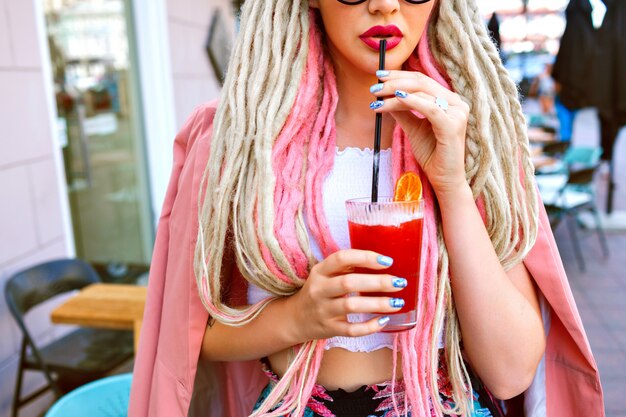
[0,0,233,416]
[0,0,73,415]
[167,0,232,128]
[135,0,234,222]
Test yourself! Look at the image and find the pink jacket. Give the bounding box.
[128,102,604,417]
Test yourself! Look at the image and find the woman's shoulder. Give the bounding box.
[174,99,220,154]
[194,99,220,120]
[184,99,220,135]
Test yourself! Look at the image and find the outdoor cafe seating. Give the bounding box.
[534,145,609,271]
[3,259,134,417]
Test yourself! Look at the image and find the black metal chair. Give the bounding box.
[541,140,570,158]
[4,259,134,417]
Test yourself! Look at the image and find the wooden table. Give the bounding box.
[532,154,560,171]
[530,144,562,172]
[527,126,557,144]
[51,283,147,352]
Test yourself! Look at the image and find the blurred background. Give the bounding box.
[0,0,624,416]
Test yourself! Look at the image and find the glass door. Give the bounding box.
[44,0,153,267]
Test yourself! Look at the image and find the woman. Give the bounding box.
[129,1,604,416]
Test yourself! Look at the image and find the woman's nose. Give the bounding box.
[368,0,400,15]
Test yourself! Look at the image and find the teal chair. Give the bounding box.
[536,145,603,175]
[536,146,608,271]
[538,165,609,271]
[45,373,132,417]
[562,146,603,168]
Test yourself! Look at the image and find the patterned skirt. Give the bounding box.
[252,353,504,417]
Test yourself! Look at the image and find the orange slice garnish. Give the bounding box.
[393,172,422,202]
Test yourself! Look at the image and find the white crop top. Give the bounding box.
[248,147,444,352]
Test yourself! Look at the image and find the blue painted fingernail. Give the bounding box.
[376,70,390,78]
[377,255,393,266]
[370,83,384,93]
[395,90,408,99]
[369,100,384,110]
[390,298,405,308]
[392,277,407,288]
[378,316,391,327]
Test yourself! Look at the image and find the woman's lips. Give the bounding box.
[359,25,403,51]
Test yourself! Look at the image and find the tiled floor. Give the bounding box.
[547,107,626,416]
[556,225,626,416]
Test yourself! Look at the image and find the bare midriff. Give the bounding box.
[268,347,403,391]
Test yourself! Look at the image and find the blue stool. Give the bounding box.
[45,373,132,417]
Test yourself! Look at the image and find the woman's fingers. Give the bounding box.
[369,70,470,128]
[335,315,394,338]
[372,91,468,135]
[372,70,462,105]
[301,249,410,338]
[324,272,407,298]
[372,92,450,125]
[327,294,405,316]
[314,249,393,276]
[312,249,408,298]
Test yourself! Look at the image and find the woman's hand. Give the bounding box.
[369,70,470,196]
[288,249,407,342]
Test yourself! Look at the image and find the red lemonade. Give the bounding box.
[348,218,423,317]
[345,197,424,332]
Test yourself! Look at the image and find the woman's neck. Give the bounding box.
[333,64,395,151]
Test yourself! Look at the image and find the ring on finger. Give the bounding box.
[435,96,449,112]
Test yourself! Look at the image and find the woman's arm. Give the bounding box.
[200,296,308,361]
[437,183,545,400]
[370,70,545,399]
[199,239,302,361]
[200,250,406,362]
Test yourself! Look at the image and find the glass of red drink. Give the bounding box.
[345,197,424,333]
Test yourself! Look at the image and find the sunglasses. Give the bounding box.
[336,0,432,4]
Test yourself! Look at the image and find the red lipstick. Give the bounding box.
[359,25,403,51]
